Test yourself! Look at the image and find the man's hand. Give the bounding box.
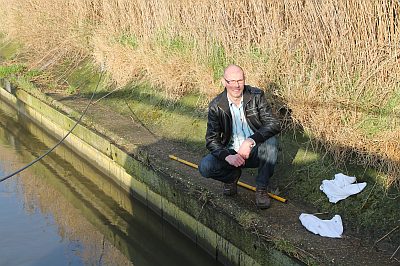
[237,138,255,159]
[225,154,245,167]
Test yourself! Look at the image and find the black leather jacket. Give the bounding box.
[205,85,281,160]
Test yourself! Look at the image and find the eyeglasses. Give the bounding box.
[224,77,244,85]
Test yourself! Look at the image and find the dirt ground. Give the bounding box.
[50,92,399,266]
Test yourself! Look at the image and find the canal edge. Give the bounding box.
[0,80,302,266]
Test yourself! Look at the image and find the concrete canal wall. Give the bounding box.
[0,80,299,266]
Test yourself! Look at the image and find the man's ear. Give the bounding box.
[221,77,226,88]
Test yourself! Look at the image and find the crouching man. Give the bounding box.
[198,64,281,209]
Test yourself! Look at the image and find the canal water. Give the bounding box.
[0,99,220,266]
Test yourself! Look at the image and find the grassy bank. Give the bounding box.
[0,0,399,187]
[54,66,400,255]
[0,55,398,252]
[0,0,399,255]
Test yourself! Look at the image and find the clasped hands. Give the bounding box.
[225,138,255,167]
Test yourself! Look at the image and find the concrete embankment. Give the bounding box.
[0,80,300,265]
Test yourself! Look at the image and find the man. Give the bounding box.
[198,64,281,209]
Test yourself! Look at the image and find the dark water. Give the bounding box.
[0,99,220,266]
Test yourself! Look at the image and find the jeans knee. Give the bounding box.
[259,136,278,164]
[198,156,210,178]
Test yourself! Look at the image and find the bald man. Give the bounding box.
[198,65,281,209]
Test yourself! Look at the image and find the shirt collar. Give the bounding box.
[227,94,243,108]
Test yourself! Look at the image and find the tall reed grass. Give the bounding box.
[0,0,399,187]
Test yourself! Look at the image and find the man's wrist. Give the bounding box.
[248,138,256,148]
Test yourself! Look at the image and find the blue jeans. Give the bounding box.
[198,136,278,189]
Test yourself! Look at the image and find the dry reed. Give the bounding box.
[0,0,399,187]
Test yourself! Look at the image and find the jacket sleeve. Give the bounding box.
[205,104,231,160]
[249,91,281,144]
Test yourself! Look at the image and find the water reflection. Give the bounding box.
[0,99,220,266]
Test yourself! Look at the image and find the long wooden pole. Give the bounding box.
[168,154,287,203]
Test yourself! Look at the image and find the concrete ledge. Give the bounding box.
[0,82,298,265]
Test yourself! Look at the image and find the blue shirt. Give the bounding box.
[227,96,254,152]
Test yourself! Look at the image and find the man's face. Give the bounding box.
[222,68,245,101]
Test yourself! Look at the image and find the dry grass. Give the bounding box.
[0,0,399,187]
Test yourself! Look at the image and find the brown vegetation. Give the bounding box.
[0,0,399,187]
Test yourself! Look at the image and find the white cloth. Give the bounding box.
[299,213,343,238]
[320,173,367,203]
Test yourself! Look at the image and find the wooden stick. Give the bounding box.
[374,225,399,245]
[169,154,287,203]
[390,245,400,260]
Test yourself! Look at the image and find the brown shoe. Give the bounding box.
[256,187,271,209]
[223,170,241,196]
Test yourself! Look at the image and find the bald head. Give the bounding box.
[223,64,244,77]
